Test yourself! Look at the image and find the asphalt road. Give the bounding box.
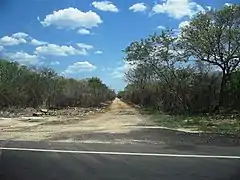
[0,98,240,179]
[0,139,240,180]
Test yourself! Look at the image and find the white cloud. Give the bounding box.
[152,0,205,19]
[35,44,87,56]
[4,52,39,65]
[12,32,29,39]
[64,61,97,74]
[111,70,124,79]
[92,1,119,12]
[31,39,48,46]
[41,7,103,29]
[0,32,48,47]
[101,67,112,71]
[95,50,103,54]
[224,3,232,6]
[172,28,181,37]
[0,46,4,51]
[206,6,212,10]
[77,43,94,50]
[50,61,60,65]
[111,62,134,79]
[157,25,166,30]
[179,20,189,29]
[78,28,90,35]
[0,36,27,46]
[129,3,147,12]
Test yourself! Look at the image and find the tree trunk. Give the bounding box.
[219,72,227,107]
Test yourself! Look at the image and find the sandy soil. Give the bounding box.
[0,98,148,141]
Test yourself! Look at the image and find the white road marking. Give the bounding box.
[53,139,163,145]
[135,126,202,133]
[0,147,240,159]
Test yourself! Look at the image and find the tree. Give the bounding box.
[180,4,240,107]
[124,30,193,112]
[0,59,115,109]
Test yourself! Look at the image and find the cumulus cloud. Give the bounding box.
[0,32,48,47]
[50,61,60,65]
[206,6,212,11]
[111,62,134,79]
[92,1,119,12]
[77,43,94,50]
[35,44,87,56]
[64,61,97,74]
[157,25,166,30]
[224,3,232,6]
[4,52,40,65]
[0,36,27,46]
[129,3,147,12]
[78,29,91,35]
[12,32,29,39]
[95,50,103,54]
[178,20,190,29]
[152,0,205,19]
[31,39,48,46]
[40,7,102,29]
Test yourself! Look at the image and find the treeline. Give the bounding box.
[119,5,240,115]
[0,59,115,109]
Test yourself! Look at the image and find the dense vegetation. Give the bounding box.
[119,5,240,115]
[0,60,115,109]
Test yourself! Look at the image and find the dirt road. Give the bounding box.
[0,98,149,141]
[1,101,240,180]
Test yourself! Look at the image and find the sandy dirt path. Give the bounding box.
[0,98,149,141]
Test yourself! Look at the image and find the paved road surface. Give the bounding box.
[0,140,239,180]
[0,99,239,179]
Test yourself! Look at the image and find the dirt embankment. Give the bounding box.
[0,98,147,141]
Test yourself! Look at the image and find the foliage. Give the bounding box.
[180,4,240,106]
[0,60,115,109]
[120,5,240,115]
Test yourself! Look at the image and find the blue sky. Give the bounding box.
[0,0,237,90]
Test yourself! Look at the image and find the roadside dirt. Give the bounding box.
[0,98,149,141]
